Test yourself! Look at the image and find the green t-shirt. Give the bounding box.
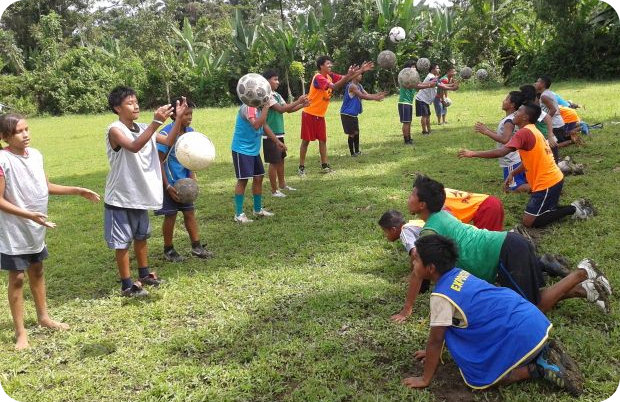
[266,92,285,134]
[398,87,416,104]
[535,120,548,137]
[421,210,507,283]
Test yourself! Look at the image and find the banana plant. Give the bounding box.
[170,17,207,67]
[262,22,299,100]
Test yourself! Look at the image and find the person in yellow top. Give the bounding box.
[298,56,373,175]
[458,102,594,228]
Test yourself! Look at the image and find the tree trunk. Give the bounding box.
[166,81,171,104]
[285,69,293,102]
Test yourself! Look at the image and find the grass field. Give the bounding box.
[0,81,619,401]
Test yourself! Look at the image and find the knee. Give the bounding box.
[9,272,25,288]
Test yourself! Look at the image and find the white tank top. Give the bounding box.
[104,121,163,210]
[0,148,48,255]
[541,89,565,128]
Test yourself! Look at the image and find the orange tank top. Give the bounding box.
[559,107,580,124]
[303,73,334,117]
[443,188,489,223]
[518,124,564,192]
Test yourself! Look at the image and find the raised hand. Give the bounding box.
[360,61,375,72]
[474,122,488,134]
[154,104,173,122]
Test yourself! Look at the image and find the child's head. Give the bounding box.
[263,69,280,91]
[316,56,334,72]
[409,175,445,214]
[403,59,417,69]
[169,97,195,127]
[108,86,138,119]
[446,66,456,77]
[535,76,551,92]
[514,102,541,126]
[430,63,440,75]
[503,91,523,112]
[413,234,459,280]
[519,84,537,103]
[378,210,406,241]
[352,73,362,83]
[0,113,29,150]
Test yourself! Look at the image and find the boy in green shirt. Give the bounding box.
[398,60,436,145]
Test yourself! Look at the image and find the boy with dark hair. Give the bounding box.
[262,69,308,197]
[535,76,566,161]
[397,60,436,145]
[459,103,594,228]
[433,66,457,126]
[340,73,387,156]
[298,57,372,175]
[402,234,584,396]
[105,87,188,297]
[155,97,213,262]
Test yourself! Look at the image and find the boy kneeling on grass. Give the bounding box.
[403,234,584,396]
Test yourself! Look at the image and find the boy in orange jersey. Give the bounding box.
[298,56,373,175]
[459,103,594,228]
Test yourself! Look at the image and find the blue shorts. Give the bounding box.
[433,97,446,116]
[154,186,195,216]
[525,179,564,217]
[502,162,528,191]
[0,247,49,271]
[104,205,151,249]
[415,99,431,117]
[398,103,413,123]
[232,151,265,179]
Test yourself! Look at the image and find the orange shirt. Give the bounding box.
[304,73,340,117]
[443,189,490,223]
[507,124,563,192]
[559,107,580,124]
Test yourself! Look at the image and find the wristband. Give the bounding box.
[153,119,164,125]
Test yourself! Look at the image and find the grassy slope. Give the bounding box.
[0,81,619,401]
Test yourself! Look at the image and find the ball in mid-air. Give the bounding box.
[236,73,272,107]
[398,67,420,89]
[460,66,472,79]
[175,132,216,171]
[174,178,199,204]
[476,68,489,80]
[416,57,430,72]
[377,50,397,69]
[389,26,406,43]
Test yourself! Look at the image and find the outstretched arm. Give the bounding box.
[458,146,514,159]
[403,326,447,389]
[48,180,100,202]
[270,95,309,114]
[349,85,387,101]
[108,104,173,153]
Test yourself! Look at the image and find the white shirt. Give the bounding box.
[541,89,565,128]
[104,121,163,210]
[496,112,521,167]
[0,148,48,255]
[400,222,423,255]
[414,73,437,105]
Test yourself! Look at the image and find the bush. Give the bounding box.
[0,74,37,115]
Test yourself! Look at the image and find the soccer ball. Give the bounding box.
[416,57,430,72]
[175,132,216,171]
[398,67,420,89]
[476,68,489,80]
[444,97,452,107]
[460,66,473,79]
[377,50,397,69]
[174,178,199,204]
[389,26,406,43]
[236,73,272,108]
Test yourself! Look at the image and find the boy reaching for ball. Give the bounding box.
[155,97,213,262]
[105,86,187,297]
[397,60,436,145]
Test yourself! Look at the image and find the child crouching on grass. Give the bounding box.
[0,114,100,350]
[403,234,584,396]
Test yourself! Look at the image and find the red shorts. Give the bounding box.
[472,196,504,231]
[301,112,327,142]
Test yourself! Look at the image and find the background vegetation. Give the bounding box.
[1,0,619,115]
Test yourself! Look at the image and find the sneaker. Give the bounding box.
[354,151,362,156]
[139,272,163,287]
[557,159,572,175]
[271,190,286,198]
[234,213,253,223]
[578,258,612,295]
[581,280,610,313]
[539,254,571,278]
[404,138,414,145]
[163,248,184,262]
[320,164,333,173]
[280,185,296,191]
[191,244,214,259]
[253,208,274,217]
[351,153,359,157]
[571,199,595,219]
[535,340,584,396]
[121,281,149,297]
[297,166,306,177]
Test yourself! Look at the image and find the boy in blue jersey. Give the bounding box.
[340,73,387,156]
[232,102,286,223]
[402,234,584,396]
[155,97,213,262]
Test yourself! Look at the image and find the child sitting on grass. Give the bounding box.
[402,234,584,396]
[0,113,100,349]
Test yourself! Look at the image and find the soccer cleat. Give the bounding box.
[121,281,149,298]
[535,340,584,396]
[581,280,610,313]
[139,272,164,287]
[163,248,185,262]
[280,185,297,191]
[297,166,306,177]
[571,199,595,219]
[539,254,571,278]
[234,213,253,224]
[271,190,286,198]
[191,244,214,259]
[578,258,612,296]
[253,208,274,217]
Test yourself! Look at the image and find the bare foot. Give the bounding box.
[39,318,69,330]
[15,334,29,351]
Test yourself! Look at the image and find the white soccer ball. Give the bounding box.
[377,50,397,69]
[444,97,452,107]
[236,73,272,108]
[398,67,420,89]
[175,131,216,171]
[460,66,473,79]
[416,57,430,72]
[389,26,406,43]
[476,68,489,80]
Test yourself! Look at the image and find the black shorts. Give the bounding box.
[263,136,286,164]
[1,247,49,271]
[232,151,265,179]
[553,126,568,143]
[497,232,545,305]
[340,114,359,135]
[154,185,195,216]
[525,179,563,217]
[398,103,413,123]
[415,99,431,117]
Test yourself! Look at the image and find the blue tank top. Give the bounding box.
[433,268,551,389]
[231,106,263,156]
[340,82,363,116]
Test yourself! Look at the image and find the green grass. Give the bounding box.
[1,80,619,401]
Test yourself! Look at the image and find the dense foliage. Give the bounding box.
[0,0,618,115]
